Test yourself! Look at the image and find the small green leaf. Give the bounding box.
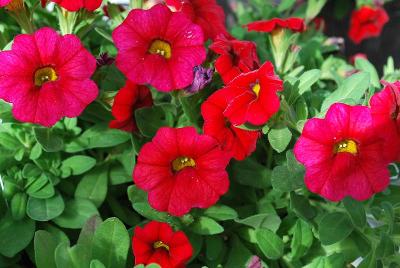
[53,198,99,229]
[255,228,284,260]
[92,218,130,268]
[235,213,281,232]
[298,69,321,95]
[225,235,253,268]
[290,192,317,221]
[61,155,96,178]
[135,105,175,137]
[231,158,271,188]
[34,128,64,152]
[90,260,106,268]
[27,193,65,221]
[271,165,303,192]
[203,205,238,221]
[34,230,59,268]
[290,219,313,259]
[75,167,108,207]
[268,127,292,153]
[343,197,366,228]
[190,216,224,235]
[355,58,380,88]
[319,212,354,245]
[205,236,224,261]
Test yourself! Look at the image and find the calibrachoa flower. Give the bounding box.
[133,221,193,268]
[0,0,10,7]
[245,17,306,33]
[133,126,230,216]
[201,88,260,160]
[223,61,283,126]
[210,35,260,84]
[165,0,229,40]
[0,27,98,127]
[112,4,206,92]
[294,103,390,201]
[51,0,102,11]
[348,6,389,44]
[370,81,400,162]
[109,81,153,133]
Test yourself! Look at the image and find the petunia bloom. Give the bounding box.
[51,0,102,11]
[1,0,23,10]
[370,81,400,162]
[165,0,230,40]
[133,126,231,216]
[348,6,389,44]
[210,35,260,84]
[112,4,206,92]
[201,88,260,160]
[0,27,98,127]
[294,103,390,201]
[133,221,193,268]
[223,61,283,126]
[0,0,11,7]
[109,81,153,133]
[245,17,306,33]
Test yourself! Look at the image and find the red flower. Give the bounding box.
[133,221,193,268]
[294,103,390,201]
[112,4,206,92]
[109,81,153,133]
[165,0,229,40]
[0,27,98,127]
[0,0,11,7]
[223,61,283,126]
[51,0,102,11]
[348,6,389,44]
[245,17,306,33]
[133,127,230,216]
[370,81,400,162]
[209,35,260,84]
[201,88,260,160]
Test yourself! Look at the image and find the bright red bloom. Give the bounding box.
[133,126,230,216]
[109,81,153,133]
[133,221,193,268]
[245,17,306,33]
[165,0,229,40]
[0,0,11,7]
[201,88,260,160]
[223,61,283,126]
[209,35,260,84]
[0,27,98,127]
[51,0,102,11]
[294,103,390,201]
[370,81,400,162]
[113,4,206,92]
[348,6,389,44]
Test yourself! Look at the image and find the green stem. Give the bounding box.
[9,8,35,33]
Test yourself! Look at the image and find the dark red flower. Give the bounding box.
[348,6,389,44]
[133,127,231,216]
[201,88,260,160]
[133,221,193,268]
[209,35,260,84]
[245,17,306,33]
[294,103,390,201]
[109,81,153,133]
[165,0,229,40]
[370,81,400,162]
[51,0,102,11]
[223,61,283,126]
[112,4,206,92]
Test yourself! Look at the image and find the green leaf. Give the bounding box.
[135,105,175,137]
[298,69,321,95]
[268,127,292,153]
[235,213,281,232]
[53,198,99,229]
[355,58,380,88]
[54,242,82,268]
[343,197,366,228]
[306,0,327,21]
[290,219,313,259]
[26,193,65,221]
[203,205,238,221]
[290,192,317,221]
[34,128,64,152]
[321,72,370,112]
[376,233,395,259]
[0,132,21,151]
[205,236,224,261]
[277,0,296,12]
[319,212,354,245]
[190,216,224,235]
[225,235,253,268]
[22,163,42,178]
[255,228,284,260]
[271,165,303,192]
[90,260,106,268]
[304,253,345,268]
[231,158,271,188]
[75,167,108,207]
[92,218,130,268]
[34,230,59,268]
[0,214,36,257]
[10,192,27,220]
[61,155,96,178]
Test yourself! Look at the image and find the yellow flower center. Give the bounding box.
[335,139,358,155]
[6,0,24,11]
[153,241,170,251]
[172,156,196,172]
[34,67,58,87]
[148,40,172,59]
[252,83,261,97]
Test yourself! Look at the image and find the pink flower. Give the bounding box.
[0,27,98,127]
[0,0,11,7]
[294,103,390,201]
[112,4,206,92]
